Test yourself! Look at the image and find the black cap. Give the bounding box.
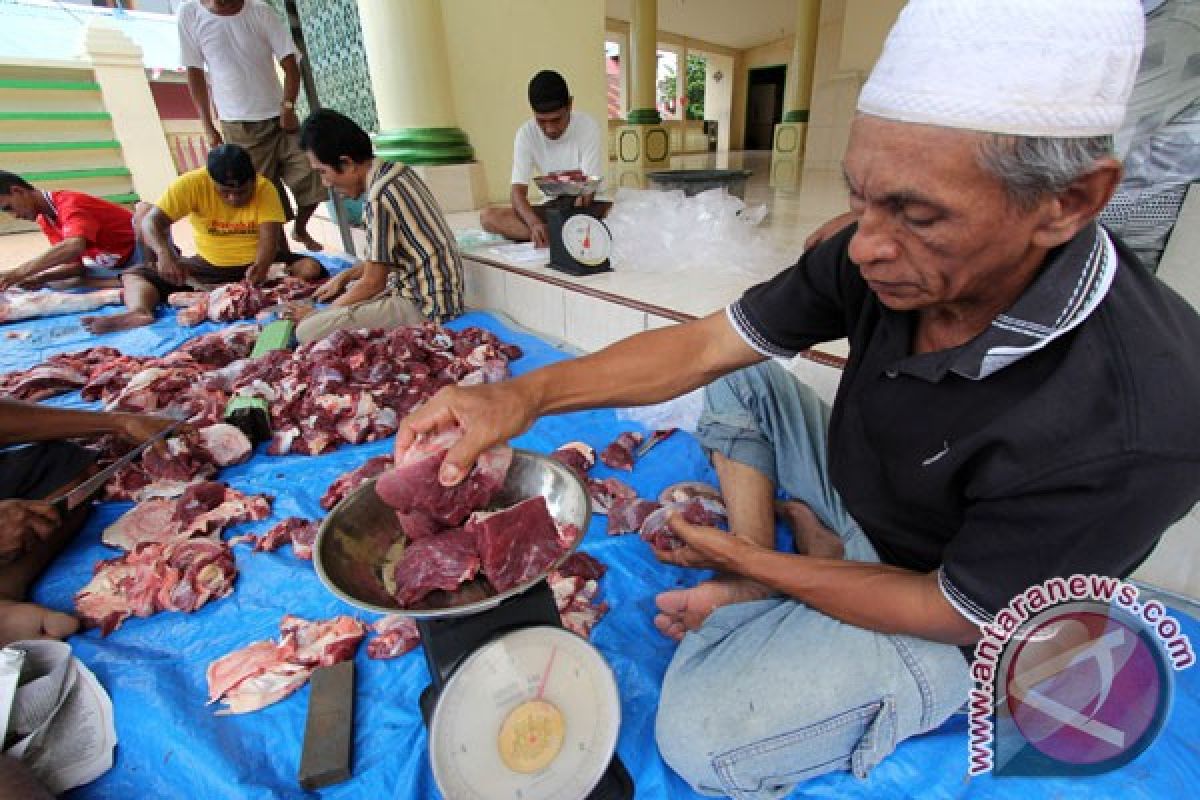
[528,70,570,113]
[206,144,255,187]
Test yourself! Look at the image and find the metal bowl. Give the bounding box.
[313,449,591,618]
[534,174,605,198]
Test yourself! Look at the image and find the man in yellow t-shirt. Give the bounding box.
[82,144,323,333]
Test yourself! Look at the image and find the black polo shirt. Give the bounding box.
[729,222,1200,623]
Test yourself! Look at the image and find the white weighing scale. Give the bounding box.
[535,175,614,277]
[315,451,634,800]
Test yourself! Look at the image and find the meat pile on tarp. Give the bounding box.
[0,322,523,500]
[74,481,271,634]
[169,275,323,327]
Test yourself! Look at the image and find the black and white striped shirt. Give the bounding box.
[364,160,464,322]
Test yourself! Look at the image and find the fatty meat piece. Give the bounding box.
[320,455,393,510]
[207,614,365,715]
[250,517,320,559]
[279,614,367,667]
[587,476,638,515]
[102,482,271,550]
[550,441,595,480]
[75,538,238,635]
[0,287,123,322]
[366,615,421,660]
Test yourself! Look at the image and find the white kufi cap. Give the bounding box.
[857,0,1145,137]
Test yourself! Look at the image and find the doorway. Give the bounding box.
[744,65,786,150]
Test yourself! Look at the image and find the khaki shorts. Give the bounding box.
[220,117,326,214]
[295,291,425,344]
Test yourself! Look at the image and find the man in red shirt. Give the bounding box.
[0,170,145,290]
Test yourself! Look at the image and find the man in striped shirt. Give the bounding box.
[289,110,464,344]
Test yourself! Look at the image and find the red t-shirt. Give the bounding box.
[36,190,136,268]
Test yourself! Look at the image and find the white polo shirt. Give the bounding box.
[177,0,298,123]
[510,111,605,189]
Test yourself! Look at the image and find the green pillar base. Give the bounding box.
[626,107,662,125]
[373,127,474,165]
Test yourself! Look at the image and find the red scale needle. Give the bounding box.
[535,645,559,700]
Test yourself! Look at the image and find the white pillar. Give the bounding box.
[81,20,176,202]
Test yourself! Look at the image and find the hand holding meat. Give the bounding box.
[395,381,539,486]
[650,511,746,572]
[0,500,59,563]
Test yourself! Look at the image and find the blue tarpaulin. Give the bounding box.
[4,295,1198,799]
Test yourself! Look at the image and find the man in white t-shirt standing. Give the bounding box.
[178,0,326,253]
[480,70,607,248]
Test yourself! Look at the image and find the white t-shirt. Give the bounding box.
[177,0,298,123]
[510,111,605,188]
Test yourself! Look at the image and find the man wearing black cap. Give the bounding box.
[82,144,323,333]
[480,70,607,248]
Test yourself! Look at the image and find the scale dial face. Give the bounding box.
[429,625,621,800]
[561,214,612,267]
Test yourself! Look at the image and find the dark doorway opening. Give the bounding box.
[744,65,786,150]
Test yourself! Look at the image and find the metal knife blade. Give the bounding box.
[49,417,185,516]
[635,428,677,458]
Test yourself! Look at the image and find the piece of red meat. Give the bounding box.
[279,614,366,667]
[320,455,393,510]
[468,496,567,593]
[550,441,595,480]
[375,426,512,527]
[390,527,481,607]
[599,431,644,471]
[252,517,319,559]
[588,476,638,514]
[606,495,661,535]
[557,551,607,581]
[366,615,422,660]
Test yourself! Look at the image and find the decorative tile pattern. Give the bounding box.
[266,0,378,132]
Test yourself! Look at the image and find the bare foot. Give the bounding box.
[81,310,155,333]
[292,230,324,251]
[654,577,772,641]
[0,600,80,646]
[776,500,844,559]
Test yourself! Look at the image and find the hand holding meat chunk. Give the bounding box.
[394,381,539,486]
[376,425,513,527]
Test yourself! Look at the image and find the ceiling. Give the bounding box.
[606,0,798,51]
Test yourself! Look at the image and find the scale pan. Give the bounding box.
[313,449,591,618]
[533,174,604,197]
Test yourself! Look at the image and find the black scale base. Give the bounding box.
[545,200,614,278]
[416,580,634,799]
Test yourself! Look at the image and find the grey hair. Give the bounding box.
[976,134,1114,210]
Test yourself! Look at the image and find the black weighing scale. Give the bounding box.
[535,175,614,277]
[314,451,634,800]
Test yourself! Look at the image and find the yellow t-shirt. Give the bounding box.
[155,169,285,267]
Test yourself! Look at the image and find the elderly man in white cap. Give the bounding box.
[393,0,1200,794]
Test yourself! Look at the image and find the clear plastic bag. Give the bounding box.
[604,188,790,277]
